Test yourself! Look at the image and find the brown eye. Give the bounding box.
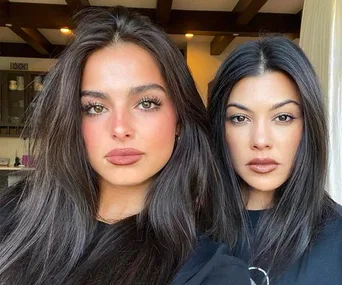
[94,105,104,113]
[230,115,248,123]
[275,114,294,123]
[82,103,107,116]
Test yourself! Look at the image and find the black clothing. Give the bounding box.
[237,205,342,285]
[0,206,251,285]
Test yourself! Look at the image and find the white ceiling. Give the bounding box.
[2,0,303,47]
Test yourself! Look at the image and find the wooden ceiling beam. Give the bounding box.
[156,0,173,24]
[66,0,90,13]
[233,0,252,12]
[1,3,72,29]
[210,35,235,55]
[0,3,300,36]
[0,0,9,22]
[9,27,51,55]
[236,0,269,25]
[210,0,269,55]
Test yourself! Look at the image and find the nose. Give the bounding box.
[250,120,272,150]
[110,110,134,140]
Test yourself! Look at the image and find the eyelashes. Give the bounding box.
[226,113,297,125]
[81,102,107,116]
[136,96,162,111]
[81,96,163,117]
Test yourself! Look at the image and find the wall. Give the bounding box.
[0,57,57,165]
[186,37,255,104]
[0,57,57,71]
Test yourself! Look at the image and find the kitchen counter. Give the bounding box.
[0,166,31,187]
[0,166,25,171]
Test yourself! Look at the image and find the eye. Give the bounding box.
[229,115,249,124]
[82,102,107,116]
[137,96,162,111]
[139,101,153,109]
[274,114,295,123]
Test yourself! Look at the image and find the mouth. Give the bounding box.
[247,158,279,174]
[105,148,144,166]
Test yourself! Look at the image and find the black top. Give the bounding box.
[96,221,252,285]
[0,206,251,285]
[237,205,342,285]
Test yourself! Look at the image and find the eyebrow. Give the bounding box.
[80,84,167,99]
[270,99,300,110]
[128,84,167,96]
[80,90,107,99]
[226,99,300,112]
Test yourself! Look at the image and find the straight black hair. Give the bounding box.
[0,6,234,285]
[208,36,336,282]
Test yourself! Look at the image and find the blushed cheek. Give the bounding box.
[81,122,98,155]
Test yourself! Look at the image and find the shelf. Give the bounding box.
[8,90,25,94]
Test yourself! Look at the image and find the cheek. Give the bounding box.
[277,122,303,157]
[145,111,177,147]
[81,119,102,154]
[284,126,303,163]
[225,126,244,165]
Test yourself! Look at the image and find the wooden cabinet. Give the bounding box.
[0,70,45,137]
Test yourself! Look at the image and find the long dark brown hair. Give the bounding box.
[0,6,234,285]
[208,36,337,282]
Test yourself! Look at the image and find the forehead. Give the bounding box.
[81,42,165,89]
[228,71,300,105]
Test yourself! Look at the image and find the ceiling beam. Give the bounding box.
[0,42,65,58]
[65,0,90,13]
[236,0,269,25]
[210,0,269,55]
[0,3,300,36]
[210,35,235,55]
[156,0,173,24]
[9,27,51,55]
[0,0,9,22]
[0,3,72,29]
[233,0,252,12]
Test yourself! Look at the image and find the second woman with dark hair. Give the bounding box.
[0,6,251,285]
[209,36,342,284]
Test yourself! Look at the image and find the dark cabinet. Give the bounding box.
[0,70,45,137]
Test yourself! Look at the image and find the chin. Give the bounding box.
[244,179,283,193]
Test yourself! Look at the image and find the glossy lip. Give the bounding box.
[247,158,279,174]
[105,148,144,166]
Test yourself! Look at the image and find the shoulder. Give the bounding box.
[320,203,342,236]
[172,235,251,285]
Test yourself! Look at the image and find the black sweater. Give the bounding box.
[0,206,251,285]
[238,205,342,285]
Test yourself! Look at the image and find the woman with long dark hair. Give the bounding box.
[208,36,342,285]
[0,6,251,285]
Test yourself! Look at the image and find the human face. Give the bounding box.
[81,43,177,191]
[225,72,303,203]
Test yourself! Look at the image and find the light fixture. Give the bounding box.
[233,33,240,37]
[60,28,71,35]
[185,33,194,39]
[5,23,12,27]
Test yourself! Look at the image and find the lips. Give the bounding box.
[247,158,279,174]
[105,148,144,166]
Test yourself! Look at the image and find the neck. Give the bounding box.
[245,187,274,210]
[97,179,150,223]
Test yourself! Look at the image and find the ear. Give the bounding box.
[176,124,181,136]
